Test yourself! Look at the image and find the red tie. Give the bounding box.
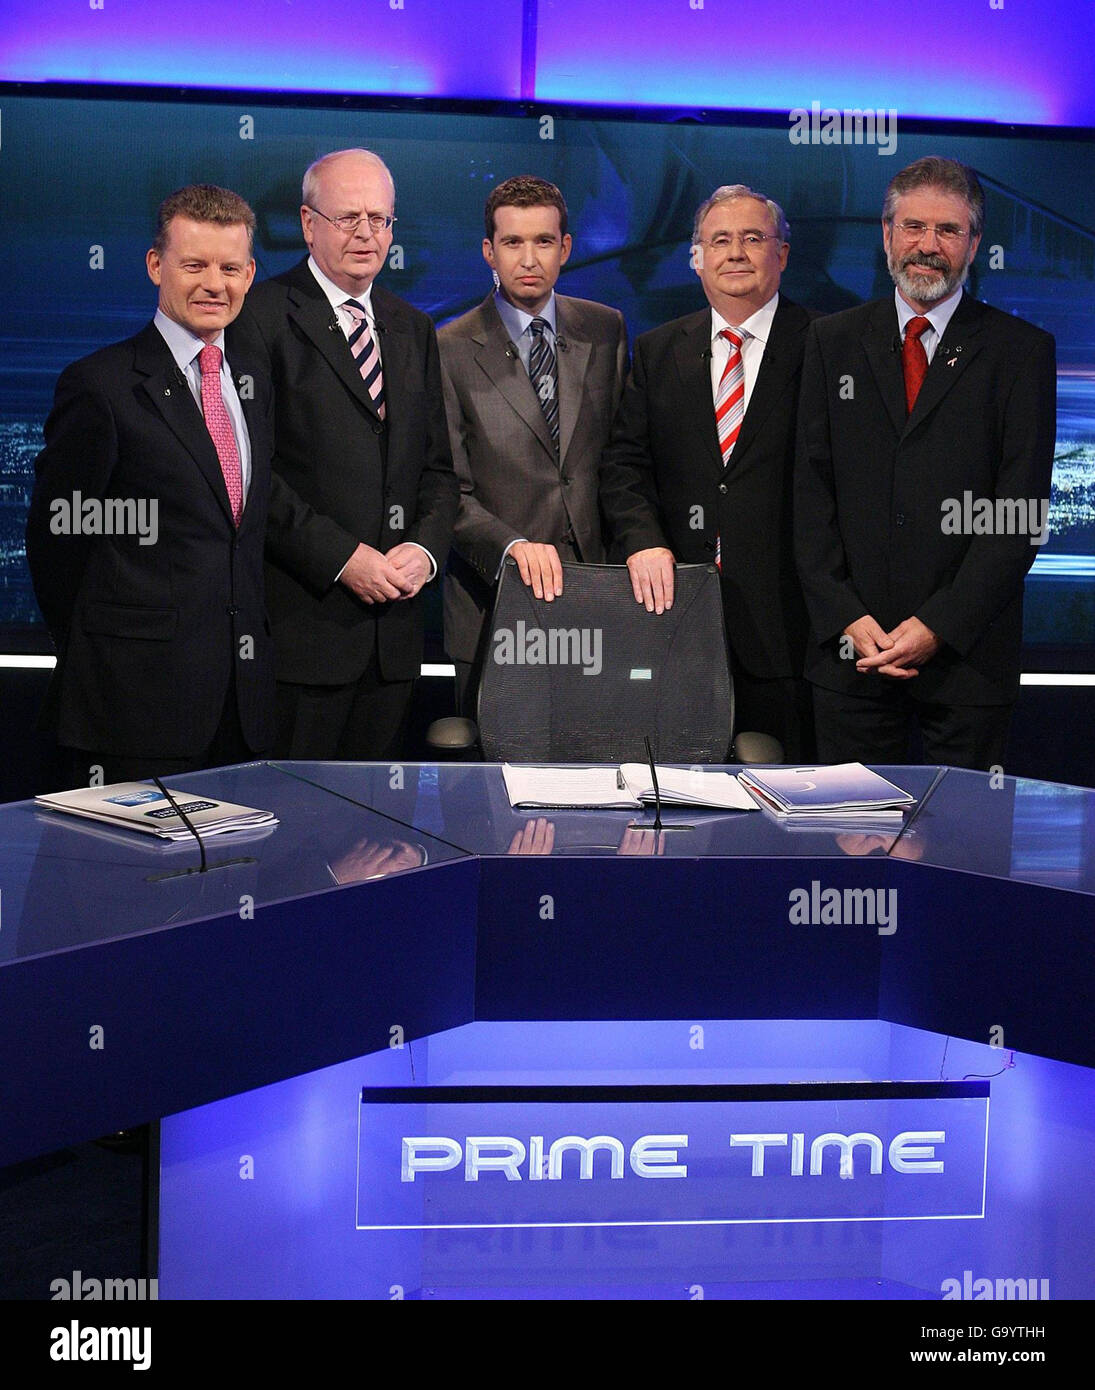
[198,344,243,525]
[902,316,931,415]
[713,327,748,572]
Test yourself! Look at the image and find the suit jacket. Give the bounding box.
[795,292,1056,705]
[438,293,628,663]
[25,321,276,758]
[599,296,812,679]
[228,259,459,685]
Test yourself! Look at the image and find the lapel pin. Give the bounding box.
[163,387,171,396]
[947,358,957,368]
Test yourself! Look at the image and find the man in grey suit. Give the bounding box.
[438,175,628,714]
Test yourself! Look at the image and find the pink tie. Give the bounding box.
[713,327,748,571]
[198,344,243,525]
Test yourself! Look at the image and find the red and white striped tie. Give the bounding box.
[341,300,386,421]
[713,327,748,571]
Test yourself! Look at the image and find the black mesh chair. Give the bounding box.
[427,561,783,764]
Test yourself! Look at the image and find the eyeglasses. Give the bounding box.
[306,206,396,235]
[892,220,971,245]
[699,231,781,252]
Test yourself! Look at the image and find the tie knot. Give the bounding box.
[198,343,222,376]
[906,316,931,343]
[341,299,366,324]
[720,327,746,350]
[530,316,549,338]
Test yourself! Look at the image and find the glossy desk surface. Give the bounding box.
[1,761,1092,1164]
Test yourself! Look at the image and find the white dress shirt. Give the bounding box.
[306,257,436,583]
[708,293,779,415]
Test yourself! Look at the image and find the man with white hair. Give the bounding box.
[230,148,458,758]
[600,184,814,758]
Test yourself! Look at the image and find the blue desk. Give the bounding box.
[1,762,1092,1170]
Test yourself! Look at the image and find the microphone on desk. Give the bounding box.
[627,734,694,834]
[144,776,257,881]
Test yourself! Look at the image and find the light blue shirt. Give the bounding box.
[895,284,964,365]
[493,289,558,372]
[154,310,252,502]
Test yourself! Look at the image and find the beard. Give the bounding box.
[888,247,968,304]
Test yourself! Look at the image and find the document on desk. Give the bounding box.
[502,764,758,811]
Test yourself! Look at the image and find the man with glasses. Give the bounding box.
[230,148,457,759]
[600,184,814,759]
[795,156,1055,769]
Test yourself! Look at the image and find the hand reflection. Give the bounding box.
[330,836,426,883]
[507,818,556,855]
[835,829,926,860]
[617,826,667,856]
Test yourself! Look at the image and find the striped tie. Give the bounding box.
[341,300,385,421]
[528,316,559,446]
[713,327,749,572]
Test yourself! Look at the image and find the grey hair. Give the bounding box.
[302,148,396,210]
[882,156,984,238]
[691,184,790,245]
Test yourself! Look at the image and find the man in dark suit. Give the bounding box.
[229,148,458,760]
[438,175,628,714]
[26,185,275,787]
[795,156,1056,770]
[600,184,813,759]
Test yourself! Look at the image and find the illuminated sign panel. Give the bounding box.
[357,1083,989,1231]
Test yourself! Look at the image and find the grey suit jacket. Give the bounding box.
[438,293,628,663]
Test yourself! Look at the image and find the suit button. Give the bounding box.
[226,605,239,616]
[718,483,728,494]
[372,421,384,435]
[561,475,572,486]
[896,514,906,526]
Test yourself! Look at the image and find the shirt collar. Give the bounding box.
[710,292,779,347]
[308,255,375,318]
[154,309,225,372]
[894,284,964,341]
[493,288,557,344]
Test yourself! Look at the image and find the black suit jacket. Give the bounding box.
[25,322,275,758]
[795,292,1056,705]
[599,296,812,679]
[228,260,458,685]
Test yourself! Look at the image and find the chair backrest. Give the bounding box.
[477,561,733,763]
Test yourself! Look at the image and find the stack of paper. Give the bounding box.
[501,763,757,811]
[737,763,915,821]
[34,783,279,841]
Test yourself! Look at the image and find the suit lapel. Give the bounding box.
[723,297,803,474]
[471,298,556,459]
[133,324,236,525]
[234,359,270,525]
[862,299,907,438]
[902,292,986,438]
[555,297,591,467]
[673,312,722,476]
[285,265,383,423]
